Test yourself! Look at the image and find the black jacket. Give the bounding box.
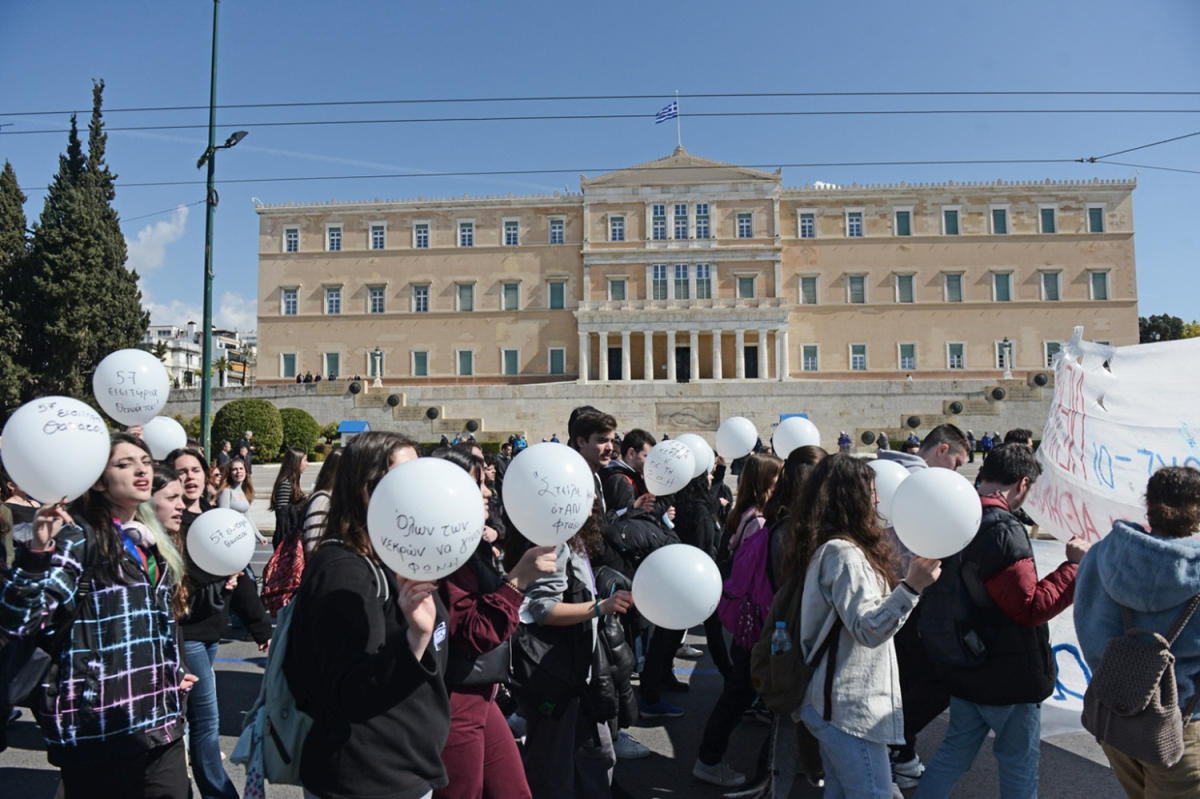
[179,571,272,644]
[601,460,645,511]
[285,542,450,799]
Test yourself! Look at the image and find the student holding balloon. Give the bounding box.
[215,456,268,546]
[169,446,214,528]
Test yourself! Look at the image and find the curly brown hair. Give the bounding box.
[1146,466,1200,538]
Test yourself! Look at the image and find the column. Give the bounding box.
[598,331,609,382]
[643,332,654,381]
[758,329,769,380]
[578,332,589,383]
[689,330,699,382]
[735,329,746,379]
[620,331,631,382]
[666,330,677,382]
[712,329,723,380]
[778,328,790,381]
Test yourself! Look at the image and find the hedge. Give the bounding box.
[212,398,284,463]
[279,407,321,456]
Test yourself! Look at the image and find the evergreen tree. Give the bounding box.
[0,161,31,418]
[22,80,149,403]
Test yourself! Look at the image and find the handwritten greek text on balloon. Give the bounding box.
[2,396,112,504]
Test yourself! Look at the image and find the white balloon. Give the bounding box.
[633,544,723,630]
[502,443,595,546]
[715,417,758,461]
[642,440,697,496]
[93,349,171,425]
[142,416,188,461]
[187,508,257,576]
[890,468,982,559]
[0,397,110,503]
[674,433,714,479]
[773,416,821,459]
[368,458,486,580]
[868,459,911,523]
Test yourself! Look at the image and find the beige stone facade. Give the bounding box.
[256,148,1137,386]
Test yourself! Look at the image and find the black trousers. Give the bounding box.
[639,626,685,704]
[891,608,951,760]
[59,738,191,799]
[703,612,732,678]
[698,644,761,765]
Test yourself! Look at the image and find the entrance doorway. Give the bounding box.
[744,346,759,379]
[675,347,691,383]
[607,347,623,380]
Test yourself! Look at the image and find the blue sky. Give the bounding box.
[2,0,1197,331]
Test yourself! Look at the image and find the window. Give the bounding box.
[1090,271,1110,300]
[991,207,1009,235]
[995,341,1014,370]
[799,212,815,239]
[943,208,960,236]
[948,343,965,370]
[1088,205,1106,233]
[899,343,916,371]
[549,218,565,245]
[412,351,428,376]
[284,227,299,253]
[802,345,819,372]
[368,286,385,314]
[458,221,474,248]
[651,205,667,240]
[324,352,340,378]
[652,265,669,300]
[674,264,689,300]
[945,273,964,303]
[895,210,912,237]
[848,275,866,304]
[282,288,298,316]
[800,276,818,305]
[737,276,756,299]
[850,344,867,371]
[674,204,688,239]
[1039,207,1057,234]
[413,284,430,313]
[737,213,753,239]
[1042,271,1061,301]
[608,279,627,301]
[1045,341,1063,367]
[695,264,712,300]
[504,220,519,247]
[695,204,710,239]
[502,349,519,376]
[325,287,342,314]
[993,272,1013,302]
[609,216,625,242]
[548,281,566,310]
[457,350,474,377]
[502,283,520,311]
[281,353,297,379]
[457,283,475,312]
[370,224,386,250]
[414,223,430,249]
[846,211,863,238]
[549,348,566,375]
[327,226,342,251]
[896,274,915,304]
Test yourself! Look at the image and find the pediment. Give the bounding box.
[581,146,781,189]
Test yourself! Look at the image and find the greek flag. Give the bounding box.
[655,101,678,124]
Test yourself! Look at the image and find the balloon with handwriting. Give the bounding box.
[502,442,595,546]
[142,416,188,461]
[674,433,714,479]
[890,467,982,559]
[715,416,758,461]
[0,396,110,504]
[773,416,821,459]
[642,440,696,496]
[368,457,486,580]
[93,348,171,426]
[633,544,722,629]
[187,508,258,576]
[868,458,911,524]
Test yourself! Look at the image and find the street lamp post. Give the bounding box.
[1002,336,1013,381]
[197,0,247,459]
[372,346,383,388]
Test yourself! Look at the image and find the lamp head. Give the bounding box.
[223,130,249,148]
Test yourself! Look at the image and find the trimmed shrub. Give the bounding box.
[212,398,283,462]
[320,422,340,445]
[279,407,321,456]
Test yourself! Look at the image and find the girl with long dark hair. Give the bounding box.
[169,446,212,528]
[722,452,784,561]
[271,446,309,549]
[301,448,342,556]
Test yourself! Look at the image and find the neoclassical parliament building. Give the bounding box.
[255,148,1137,386]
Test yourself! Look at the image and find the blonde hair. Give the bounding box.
[135,500,188,615]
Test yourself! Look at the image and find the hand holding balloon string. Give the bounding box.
[599,589,633,616]
[30,501,72,552]
[396,577,439,658]
[505,545,557,590]
[904,556,943,593]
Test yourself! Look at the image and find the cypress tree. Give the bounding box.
[0,161,30,418]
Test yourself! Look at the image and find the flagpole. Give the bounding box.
[675,90,682,148]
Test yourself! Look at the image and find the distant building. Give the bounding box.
[255,147,1137,385]
[142,322,257,388]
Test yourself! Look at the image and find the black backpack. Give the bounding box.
[601,507,677,572]
[918,551,998,668]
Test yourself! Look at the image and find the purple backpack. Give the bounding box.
[717,526,776,650]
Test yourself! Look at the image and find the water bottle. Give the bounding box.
[770,621,792,656]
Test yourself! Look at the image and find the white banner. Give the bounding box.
[1025,327,1200,543]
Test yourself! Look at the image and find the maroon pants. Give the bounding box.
[435,688,531,799]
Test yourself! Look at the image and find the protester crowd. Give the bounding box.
[1,405,1199,799]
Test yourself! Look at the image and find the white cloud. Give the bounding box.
[144,291,256,332]
[125,205,189,273]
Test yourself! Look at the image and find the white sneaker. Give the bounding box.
[676,644,703,658]
[891,755,924,789]
[693,759,747,787]
[892,783,904,799]
[613,730,650,760]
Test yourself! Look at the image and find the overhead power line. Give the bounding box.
[1086,130,1200,161]
[1092,160,1200,176]
[121,199,205,223]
